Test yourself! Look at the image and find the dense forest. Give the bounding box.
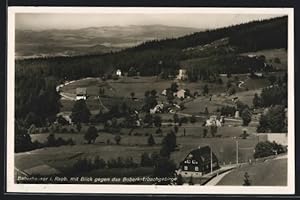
[15,16,288,127]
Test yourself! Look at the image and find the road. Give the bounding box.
[174,111,242,123]
[56,77,96,101]
[205,170,232,186]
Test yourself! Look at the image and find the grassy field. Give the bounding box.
[59,74,271,114]
[182,95,234,115]
[33,73,270,179]
[15,144,161,174]
[217,157,287,186]
[22,128,259,176]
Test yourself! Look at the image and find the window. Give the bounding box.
[192,160,198,164]
[184,166,188,171]
[195,166,199,171]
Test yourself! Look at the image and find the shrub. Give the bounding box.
[46,133,57,147]
[46,133,74,147]
[241,108,252,126]
[254,141,285,158]
[243,172,251,186]
[84,126,98,144]
[114,135,122,145]
[220,106,236,117]
[203,129,208,138]
[67,138,75,145]
[257,105,286,133]
[73,158,93,172]
[156,128,162,134]
[153,157,176,180]
[107,158,118,168]
[190,115,197,123]
[124,157,138,168]
[61,127,68,133]
[141,152,153,167]
[94,156,106,169]
[228,87,236,95]
[274,57,281,64]
[147,134,156,146]
[179,117,188,124]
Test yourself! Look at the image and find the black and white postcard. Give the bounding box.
[6,7,295,194]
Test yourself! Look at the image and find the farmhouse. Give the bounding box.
[205,115,222,127]
[177,146,219,178]
[76,87,87,100]
[176,69,188,80]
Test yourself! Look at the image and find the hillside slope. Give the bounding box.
[217,157,287,186]
[16,16,287,81]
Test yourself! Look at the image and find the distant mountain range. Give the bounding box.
[15,25,202,58]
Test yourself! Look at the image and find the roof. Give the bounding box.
[183,146,218,164]
[76,87,87,95]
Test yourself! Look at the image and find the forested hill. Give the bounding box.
[129,16,287,52]
[16,16,287,81]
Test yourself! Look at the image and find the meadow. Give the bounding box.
[217,157,287,186]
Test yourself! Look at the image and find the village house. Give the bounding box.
[254,72,264,77]
[247,54,257,58]
[116,69,122,77]
[161,89,167,96]
[56,112,72,124]
[161,88,187,99]
[76,87,87,100]
[176,69,188,80]
[177,146,219,178]
[150,103,164,114]
[174,89,186,99]
[205,115,223,127]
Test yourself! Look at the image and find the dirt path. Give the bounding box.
[97,96,109,112]
[238,76,250,89]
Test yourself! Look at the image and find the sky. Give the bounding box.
[15,13,284,30]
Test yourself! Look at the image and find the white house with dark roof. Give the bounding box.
[177,146,219,178]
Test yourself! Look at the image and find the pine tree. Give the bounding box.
[243,172,251,186]
[147,134,155,146]
[188,176,194,185]
[241,108,252,126]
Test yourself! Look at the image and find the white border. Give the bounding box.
[6,7,295,194]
